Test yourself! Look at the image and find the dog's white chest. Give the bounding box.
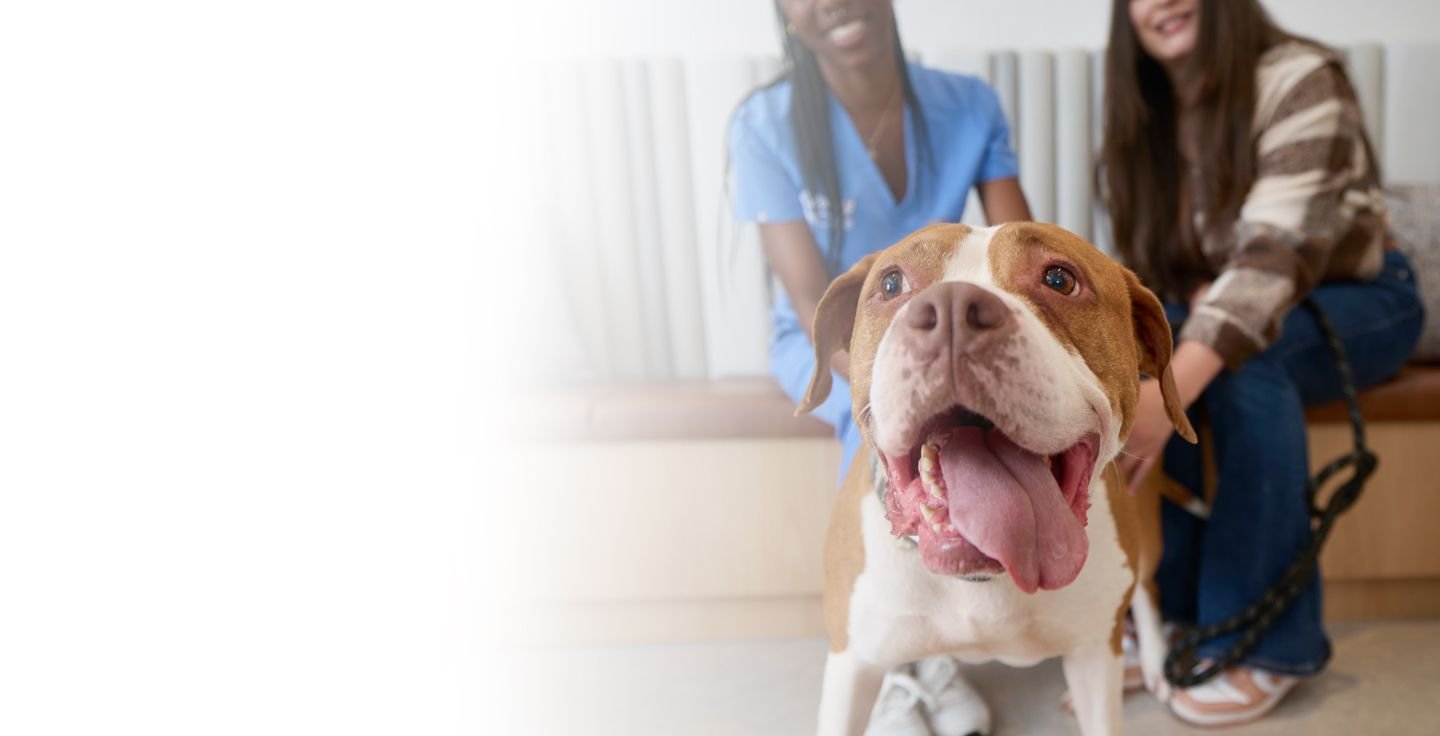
[846,475,1133,668]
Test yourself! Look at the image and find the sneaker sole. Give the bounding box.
[1168,679,1297,728]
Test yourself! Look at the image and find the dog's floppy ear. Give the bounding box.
[796,253,878,416]
[1125,269,1198,443]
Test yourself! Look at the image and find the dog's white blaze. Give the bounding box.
[844,463,1131,667]
[941,224,997,284]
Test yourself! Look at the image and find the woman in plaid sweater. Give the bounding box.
[1102,0,1424,727]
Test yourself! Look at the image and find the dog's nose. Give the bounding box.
[906,282,1014,352]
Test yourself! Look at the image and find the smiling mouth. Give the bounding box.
[1155,12,1192,37]
[827,19,866,48]
[878,405,1098,593]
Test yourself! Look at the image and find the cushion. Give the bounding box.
[1387,183,1440,361]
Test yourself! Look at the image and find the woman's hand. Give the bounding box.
[1118,339,1225,489]
[1118,378,1175,489]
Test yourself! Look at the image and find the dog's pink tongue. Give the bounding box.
[938,428,1088,593]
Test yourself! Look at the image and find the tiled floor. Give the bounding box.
[503,620,1440,734]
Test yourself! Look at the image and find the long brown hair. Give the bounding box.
[1099,0,1288,299]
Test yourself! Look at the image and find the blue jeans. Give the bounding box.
[1157,250,1424,676]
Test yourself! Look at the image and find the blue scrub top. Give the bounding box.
[728,62,1019,477]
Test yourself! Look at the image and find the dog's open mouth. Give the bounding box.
[879,406,1099,593]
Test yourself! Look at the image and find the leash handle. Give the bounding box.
[1163,298,1377,688]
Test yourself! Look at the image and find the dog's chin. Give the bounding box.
[877,405,1099,593]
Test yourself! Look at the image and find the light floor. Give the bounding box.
[506,620,1440,735]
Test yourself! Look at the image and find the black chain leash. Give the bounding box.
[1163,297,1379,688]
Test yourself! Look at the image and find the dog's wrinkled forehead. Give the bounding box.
[849,221,1142,403]
[857,221,1134,326]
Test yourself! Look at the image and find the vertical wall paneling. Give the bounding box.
[1345,44,1385,171]
[1017,50,1055,223]
[990,51,1020,152]
[648,60,709,379]
[545,63,611,379]
[1383,44,1440,183]
[1089,49,1115,256]
[926,49,992,81]
[709,57,782,378]
[621,60,674,378]
[1054,49,1093,240]
[582,60,648,380]
[925,49,994,227]
[685,59,771,377]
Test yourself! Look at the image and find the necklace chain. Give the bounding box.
[863,84,902,161]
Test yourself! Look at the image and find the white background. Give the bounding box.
[0,2,509,734]
[0,1,1433,734]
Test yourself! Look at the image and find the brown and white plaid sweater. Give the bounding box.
[1179,41,1388,368]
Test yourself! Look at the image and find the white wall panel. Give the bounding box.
[1017,51,1055,223]
[621,60,674,379]
[543,63,610,380]
[924,49,992,81]
[1383,44,1440,184]
[648,60,708,379]
[582,61,648,380]
[1344,44,1385,164]
[926,49,994,228]
[684,59,771,378]
[990,52,1020,153]
[1089,49,1115,256]
[1054,49,1093,240]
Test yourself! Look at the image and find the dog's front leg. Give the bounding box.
[1130,582,1172,702]
[816,649,884,736]
[1062,641,1124,736]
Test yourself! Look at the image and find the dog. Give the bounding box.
[799,222,1196,735]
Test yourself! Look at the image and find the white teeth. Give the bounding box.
[919,440,946,499]
[919,504,937,521]
[923,470,945,500]
[931,523,943,533]
[828,19,864,45]
[1157,14,1188,34]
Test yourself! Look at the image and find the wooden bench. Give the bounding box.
[516,364,1440,645]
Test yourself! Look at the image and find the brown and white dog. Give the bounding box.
[799,222,1196,735]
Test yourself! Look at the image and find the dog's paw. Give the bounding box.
[1143,663,1173,703]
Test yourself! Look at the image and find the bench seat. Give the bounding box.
[530,364,1440,443]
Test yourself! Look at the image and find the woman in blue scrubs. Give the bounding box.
[728,2,1031,733]
[729,0,1030,482]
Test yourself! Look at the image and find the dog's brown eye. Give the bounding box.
[879,269,909,299]
[1043,266,1078,295]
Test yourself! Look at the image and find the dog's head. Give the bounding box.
[799,222,1195,592]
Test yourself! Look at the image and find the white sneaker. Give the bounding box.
[865,664,933,736]
[914,656,990,736]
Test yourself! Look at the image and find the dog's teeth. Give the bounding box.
[931,522,943,533]
[924,473,945,499]
[919,454,936,474]
[919,504,936,521]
